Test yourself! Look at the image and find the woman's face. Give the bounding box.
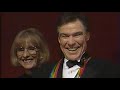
[16,40,39,69]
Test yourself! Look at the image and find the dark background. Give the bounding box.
[1,12,120,78]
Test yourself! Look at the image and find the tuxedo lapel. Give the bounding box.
[57,59,64,78]
[81,59,98,78]
[81,65,97,78]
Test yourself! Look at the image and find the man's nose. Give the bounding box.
[67,36,75,46]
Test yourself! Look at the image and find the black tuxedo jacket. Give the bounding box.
[32,58,119,78]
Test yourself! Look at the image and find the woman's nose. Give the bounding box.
[22,49,30,57]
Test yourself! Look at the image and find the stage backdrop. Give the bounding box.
[1,12,120,78]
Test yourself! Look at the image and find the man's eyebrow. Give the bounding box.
[72,32,83,35]
[59,33,69,37]
[59,33,68,35]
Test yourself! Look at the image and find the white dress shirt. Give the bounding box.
[62,58,81,78]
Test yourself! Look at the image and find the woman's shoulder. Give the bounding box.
[18,74,32,78]
[31,61,58,78]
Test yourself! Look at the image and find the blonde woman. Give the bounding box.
[10,28,49,78]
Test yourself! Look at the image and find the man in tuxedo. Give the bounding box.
[32,12,118,78]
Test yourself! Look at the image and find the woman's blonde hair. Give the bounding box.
[10,28,49,67]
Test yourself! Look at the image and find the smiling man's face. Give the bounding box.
[58,20,90,61]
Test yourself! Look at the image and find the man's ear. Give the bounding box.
[86,32,90,41]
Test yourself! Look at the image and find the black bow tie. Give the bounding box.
[66,52,90,68]
[66,60,83,68]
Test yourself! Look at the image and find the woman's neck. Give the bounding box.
[25,69,32,75]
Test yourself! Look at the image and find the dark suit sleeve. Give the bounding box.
[110,63,120,78]
[99,60,120,78]
[83,58,119,78]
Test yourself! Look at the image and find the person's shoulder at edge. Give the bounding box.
[31,61,58,78]
[88,57,120,78]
